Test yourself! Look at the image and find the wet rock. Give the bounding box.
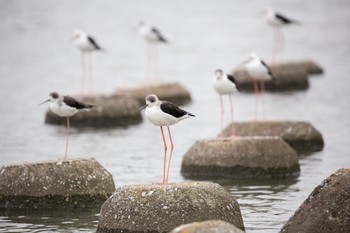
[170,220,245,233]
[97,182,244,233]
[181,137,300,180]
[280,168,350,233]
[0,158,115,209]
[116,82,192,106]
[221,121,324,154]
[45,94,142,127]
[233,66,308,92]
[273,61,324,75]
[232,61,323,92]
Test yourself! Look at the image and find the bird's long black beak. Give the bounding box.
[39,99,50,106]
[139,104,148,112]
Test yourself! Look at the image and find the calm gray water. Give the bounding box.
[1,0,350,232]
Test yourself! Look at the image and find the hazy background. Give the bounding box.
[0,0,350,232]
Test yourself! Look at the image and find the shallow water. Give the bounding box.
[1,0,350,232]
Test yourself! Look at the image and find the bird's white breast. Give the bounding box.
[50,102,79,117]
[213,77,237,95]
[75,36,95,52]
[145,105,179,126]
[245,60,272,81]
[139,26,160,43]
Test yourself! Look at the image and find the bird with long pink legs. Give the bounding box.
[264,7,299,64]
[241,53,276,121]
[141,94,194,184]
[72,29,104,96]
[138,22,168,83]
[213,69,239,138]
[40,92,95,160]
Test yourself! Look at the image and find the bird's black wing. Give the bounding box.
[63,96,95,109]
[152,28,167,43]
[227,74,236,84]
[227,74,241,91]
[275,13,295,24]
[260,60,277,81]
[87,36,102,50]
[160,101,194,118]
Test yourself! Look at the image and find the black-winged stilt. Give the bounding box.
[264,7,299,63]
[40,92,95,160]
[213,69,239,137]
[241,53,276,121]
[72,29,103,95]
[138,22,168,83]
[141,94,194,184]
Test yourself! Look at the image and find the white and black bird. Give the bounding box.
[242,53,276,121]
[72,29,103,95]
[40,92,95,160]
[265,7,298,27]
[264,7,299,63]
[141,94,194,184]
[137,22,168,82]
[213,69,239,137]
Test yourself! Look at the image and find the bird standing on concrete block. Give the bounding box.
[213,69,239,138]
[72,29,104,95]
[141,94,194,184]
[40,92,95,160]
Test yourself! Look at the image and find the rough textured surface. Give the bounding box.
[278,61,324,75]
[232,61,323,92]
[181,137,300,180]
[221,121,324,154]
[0,158,115,208]
[115,82,192,106]
[233,65,309,92]
[45,94,142,127]
[170,220,245,233]
[280,168,350,233]
[97,182,244,233]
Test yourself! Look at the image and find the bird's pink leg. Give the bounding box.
[253,80,259,122]
[64,117,70,160]
[87,53,94,96]
[160,127,167,184]
[146,43,152,83]
[261,81,266,121]
[165,126,174,183]
[80,52,86,96]
[153,44,159,82]
[277,28,285,63]
[229,95,235,138]
[218,95,224,138]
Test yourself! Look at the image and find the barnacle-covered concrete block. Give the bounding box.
[97,182,244,233]
[0,158,115,208]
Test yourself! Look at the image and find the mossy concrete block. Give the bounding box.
[232,61,323,92]
[233,66,308,92]
[280,168,350,233]
[97,182,244,233]
[222,121,324,154]
[115,82,192,106]
[170,220,245,233]
[0,158,116,209]
[273,61,324,75]
[181,137,300,180]
[45,94,142,128]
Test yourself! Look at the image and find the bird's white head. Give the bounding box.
[264,7,275,16]
[140,94,159,111]
[145,94,159,107]
[39,92,61,105]
[73,29,85,40]
[215,69,223,80]
[49,92,60,103]
[249,52,259,59]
